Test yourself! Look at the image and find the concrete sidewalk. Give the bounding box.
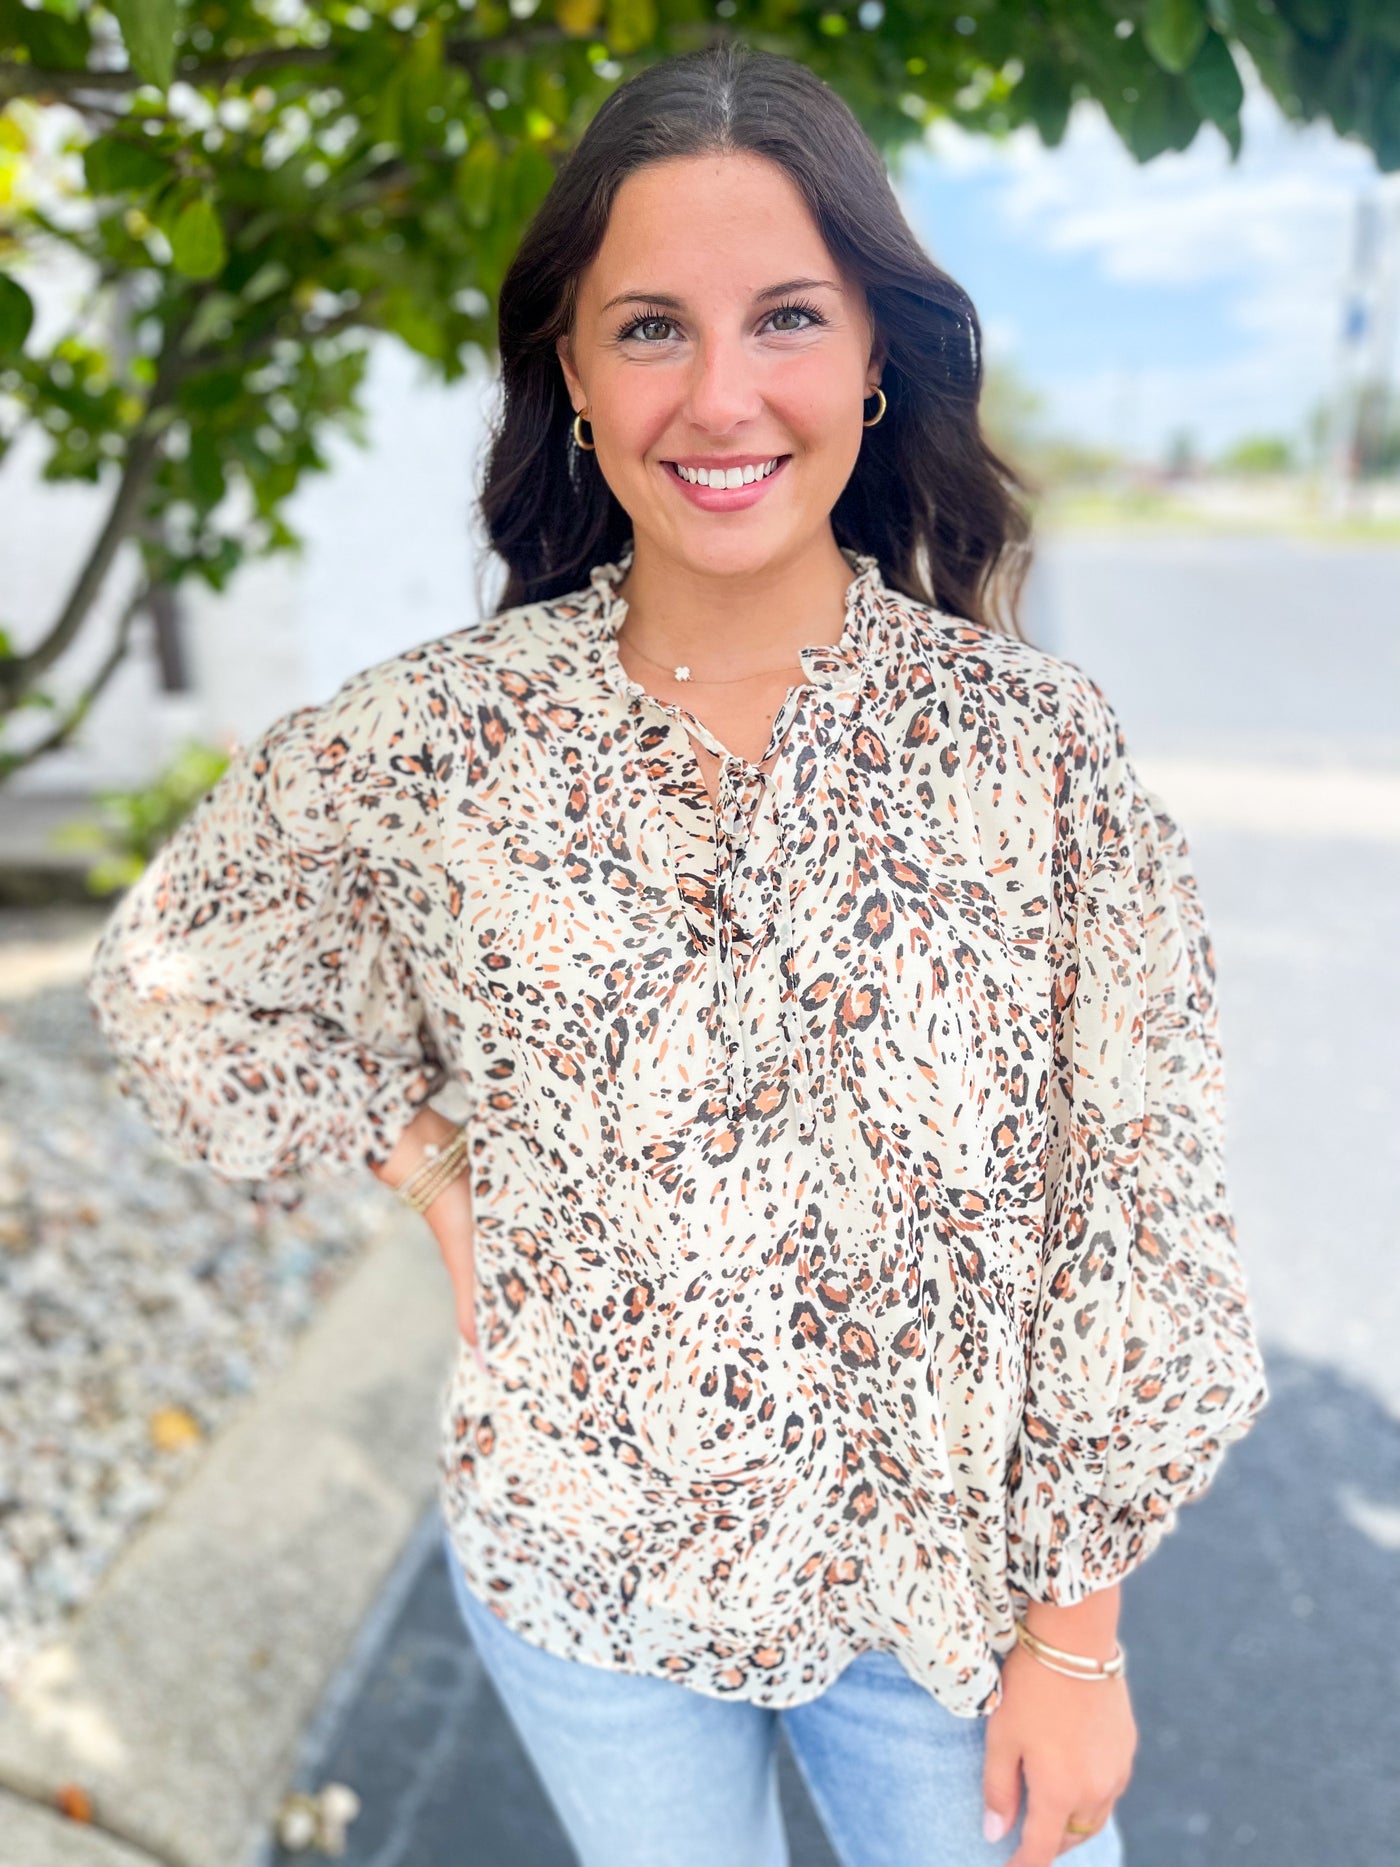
[0,1209,459,1867]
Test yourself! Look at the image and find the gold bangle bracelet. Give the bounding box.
[1014,1620,1126,1679]
[395,1128,469,1210]
[402,1162,462,1213]
[406,1152,471,1215]
[400,1132,466,1199]
[402,1140,470,1213]
[406,1168,465,1216]
[396,1129,465,1200]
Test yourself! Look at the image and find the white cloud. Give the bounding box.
[916,70,1400,455]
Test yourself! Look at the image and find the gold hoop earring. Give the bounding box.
[572,407,596,451]
[862,387,887,428]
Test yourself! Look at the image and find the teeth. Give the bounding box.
[674,457,782,488]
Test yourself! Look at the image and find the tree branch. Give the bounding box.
[171,288,386,381]
[445,25,577,75]
[0,25,583,105]
[0,43,336,102]
[0,302,195,700]
[0,576,148,783]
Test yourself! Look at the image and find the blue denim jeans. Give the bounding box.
[441,1523,1127,1867]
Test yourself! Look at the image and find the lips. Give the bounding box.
[665,455,789,486]
[661,453,793,508]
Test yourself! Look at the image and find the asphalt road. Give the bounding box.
[262,533,1400,1867]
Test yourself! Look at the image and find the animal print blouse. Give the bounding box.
[84,539,1271,1715]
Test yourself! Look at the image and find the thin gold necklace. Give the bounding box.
[619,637,803,685]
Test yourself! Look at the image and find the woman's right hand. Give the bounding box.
[372,1107,482,1359]
[426,1177,483,1357]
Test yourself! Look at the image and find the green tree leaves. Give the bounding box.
[164,196,226,279]
[107,0,180,91]
[82,131,173,197]
[1187,30,1246,150]
[0,0,93,73]
[454,137,499,231]
[0,269,31,354]
[0,0,1395,783]
[606,0,658,56]
[1145,0,1210,75]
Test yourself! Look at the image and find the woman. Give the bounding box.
[85,40,1270,1867]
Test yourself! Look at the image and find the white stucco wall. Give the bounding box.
[3,252,1059,795]
[2,250,501,792]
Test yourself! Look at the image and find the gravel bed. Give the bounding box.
[0,947,455,1692]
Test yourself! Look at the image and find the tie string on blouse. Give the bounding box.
[581,541,887,1142]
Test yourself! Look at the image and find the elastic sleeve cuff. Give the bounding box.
[1007,1493,1181,1608]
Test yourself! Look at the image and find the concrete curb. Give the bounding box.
[0,1210,460,1867]
[0,1783,158,1867]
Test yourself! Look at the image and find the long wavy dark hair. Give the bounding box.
[476,39,1034,639]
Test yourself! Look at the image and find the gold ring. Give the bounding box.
[1065,1818,1102,1836]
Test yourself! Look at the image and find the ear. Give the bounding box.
[555,334,583,408]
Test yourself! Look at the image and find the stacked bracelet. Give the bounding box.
[1013,1619,1126,1681]
[395,1126,471,1214]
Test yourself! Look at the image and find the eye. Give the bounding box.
[611,298,829,345]
[766,297,827,333]
[611,308,678,345]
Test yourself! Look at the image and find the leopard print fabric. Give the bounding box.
[85,540,1270,1714]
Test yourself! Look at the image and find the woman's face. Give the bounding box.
[556,150,884,581]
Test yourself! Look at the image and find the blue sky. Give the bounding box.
[894,71,1397,462]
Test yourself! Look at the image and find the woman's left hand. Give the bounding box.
[981,1642,1137,1865]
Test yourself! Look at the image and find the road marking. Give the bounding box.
[1134,758,1400,842]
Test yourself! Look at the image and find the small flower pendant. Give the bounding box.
[674,665,691,681]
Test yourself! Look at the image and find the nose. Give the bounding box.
[681,329,765,437]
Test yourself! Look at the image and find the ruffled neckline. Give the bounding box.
[581,539,888,707]
[575,539,889,1141]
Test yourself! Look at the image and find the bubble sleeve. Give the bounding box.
[83,700,449,1207]
[1004,684,1270,1607]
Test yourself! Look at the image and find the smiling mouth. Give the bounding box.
[662,455,792,488]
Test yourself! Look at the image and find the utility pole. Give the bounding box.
[1359,189,1400,487]
[1111,360,1141,485]
[1325,187,1400,516]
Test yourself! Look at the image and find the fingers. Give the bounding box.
[981,1741,1022,1846]
[1006,1779,1120,1865]
[1059,1800,1117,1855]
[458,1309,488,1371]
[1008,1791,1067,1867]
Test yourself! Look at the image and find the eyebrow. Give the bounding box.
[599,277,841,313]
